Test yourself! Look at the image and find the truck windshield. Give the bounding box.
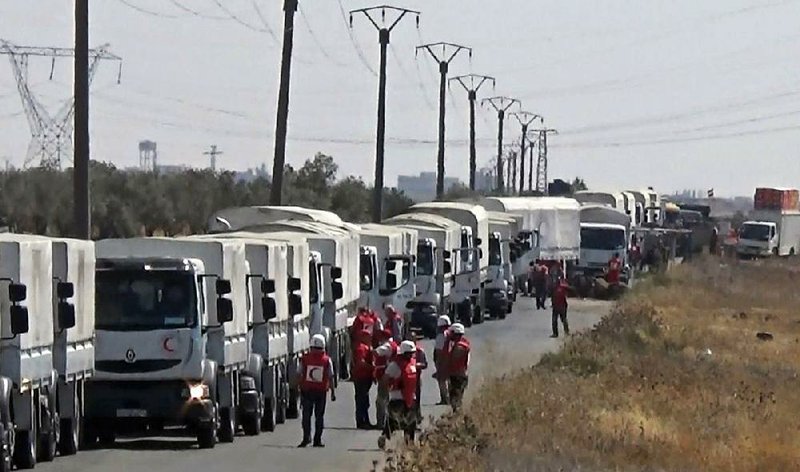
[416,244,434,276]
[740,223,770,241]
[359,254,374,291]
[488,237,502,266]
[580,228,626,251]
[96,270,196,331]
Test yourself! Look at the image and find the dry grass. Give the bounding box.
[388,257,800,471]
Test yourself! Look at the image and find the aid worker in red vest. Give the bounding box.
[384,304,404,341]
[433,315,451,405]
[373,329,397,429]
[445,323,471,412]
[606,252,622,286]
[351,329,375,429]
[410,329,428,422]
[378,340,419,448]
[296,334,336,448]
[352,307,383,348]
[551,277,570,338]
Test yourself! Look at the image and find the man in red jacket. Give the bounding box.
[378,340,418,448]
[297,334,336,448]
[606,252,622,285]
[551,277,570,338]
[444,323,470,412]
[351,329,375,429]
[352,307,383,348]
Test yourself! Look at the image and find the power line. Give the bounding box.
[168,0,226,20]
[389,43,435,110]
[116,0,181,18]
[211,0,270,34]
[297,2,345,65]
[337,0,377,76]
[250,0,281,44]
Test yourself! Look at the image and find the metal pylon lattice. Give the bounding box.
[0,40,121,169]
[532,127,557,194]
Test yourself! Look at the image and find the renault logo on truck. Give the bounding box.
[124,348,136,364]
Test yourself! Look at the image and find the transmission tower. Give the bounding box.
[482,96,519,193]
[204,145,224,171]
[139,140,158,172]
[531,127,557,194]
[511,112,541,194]
[449,74,494,191]
[0,39,121,169]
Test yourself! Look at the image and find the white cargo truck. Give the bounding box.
[737,210,800,258]
[574,191,625,210]
[0,237,56,469]
[486,212,519,318]
[406,203,489,327]
[382,213,458,338]
[574,205,631,281]
[88,238,254,449]
[189,235,302,432]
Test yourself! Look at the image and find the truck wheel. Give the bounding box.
[472,304,483,324]
[0,424,11,472]
[506,302,513,315]
[97,428,116,446]
[241,410,260,436]
[499,307,507,320]
[197,404,218,449]
[38,410,57,462]
[286,389,299,419]
[261,397,275,432]
[59,391,81,456]
[218,407,235,443]
[13,428,36,469]
[275,379,287,424]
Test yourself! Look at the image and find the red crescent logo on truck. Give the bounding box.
[163,337,175,353]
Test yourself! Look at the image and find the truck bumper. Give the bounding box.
[85,380,215,428]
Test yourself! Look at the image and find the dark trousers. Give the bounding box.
[448,375,469,411]
[301,390,327,443]
[552,305,569,336]
[353,379,372,426]
[414,376,422,420]
[535,285,547,309]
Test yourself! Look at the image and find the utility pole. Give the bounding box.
[74,0,90,239]
[449,74,494,191]
[203,145,224,171]
[350,6,419,223]
[530,127,558,194]
[416,42,471,199]
[527,133,538,192]
[481,96,519,193]
[269,0,298,206]
[511,112,541,194]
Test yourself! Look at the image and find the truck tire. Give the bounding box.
[38,409,57,462]
[275,377,287,425]
[197,403,218,449]
[0,425,10,472]
[59,390,80,456]
[241,410,260,436]
[286,388,299,419]
[14,428,36,469]
[472,303,483,324]
[218,407,235,443]
[261,396,275,432]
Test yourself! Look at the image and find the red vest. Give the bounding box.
[607,257,621,284]
[553,283,568,309]
[300,350,330,393]
[352,342,374,381]
[354,312,378,337]
[389,357,418,408]
[446,338,470,376]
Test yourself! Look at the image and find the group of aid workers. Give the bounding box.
[297,305,471,448]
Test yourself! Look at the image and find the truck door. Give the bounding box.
[379,256,416,314]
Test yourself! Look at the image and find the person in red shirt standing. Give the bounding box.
[444,323,471,412]
[352,307,383,348]
[296,334,336,448]
[351,329,375,429]
[550,277,570,338]
[606,252,622,286]
[433,315,451,405]
[372,329,397,430]
[409,329,428,422]
[378,340,419,448]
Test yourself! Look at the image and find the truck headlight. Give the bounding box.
[184,382,210,401]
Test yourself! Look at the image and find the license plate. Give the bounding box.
[116,408,147,418]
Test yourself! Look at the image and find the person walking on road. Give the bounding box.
[410,329,428,422]
[297,334,336,448]
[433,315,451,405]
[378,340,419,448]
[444,323,471,412]
[373,329,397,430]
[532,260,549,309]
[550,277,570,338]
[606,252,622,285]
[384,305,404,341]
[351,329,375,429]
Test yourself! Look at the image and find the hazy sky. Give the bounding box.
[2,0,800,197]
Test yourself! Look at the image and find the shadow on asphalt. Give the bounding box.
[97,438,197,451]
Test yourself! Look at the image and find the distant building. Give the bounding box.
[475,169,494,193]
[397,172,461,202]
[233,164,270,183]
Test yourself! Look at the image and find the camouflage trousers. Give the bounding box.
[383,399,417,442]
[448,375,469,411]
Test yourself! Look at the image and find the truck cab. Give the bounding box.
[737,221,777,257]
[576,223,629,281]
[483,232,509,318]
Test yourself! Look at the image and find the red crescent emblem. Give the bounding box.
[163,337,175,353]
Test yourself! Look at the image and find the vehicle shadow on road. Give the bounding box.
[94,438,198,452]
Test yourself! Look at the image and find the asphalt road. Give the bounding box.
[39,297,610,472]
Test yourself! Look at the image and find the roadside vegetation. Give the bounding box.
[390,258,800,471]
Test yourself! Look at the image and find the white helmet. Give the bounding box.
[399,340,417,355]
[311,334,326,349]
[450,323,465,335]
[437,315,451,327]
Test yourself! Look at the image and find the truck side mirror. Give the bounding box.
[386,273,397,290]
[10,305,28,335]
[8,283,26,303]
[58,301,76,329]
[475,238,483,247]
[261,297,277,320]
[443,261,452,274]
[443,250,451,259]
[288,277,301,292]
[331,282,343,301]
[261,279,275,295]
[216,298,233,323]
[331,267,343,280]
[56,281,74,299]
[288,294,302,316]
[216,279,232,296]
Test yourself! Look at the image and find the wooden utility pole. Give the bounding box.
[482,96,519,193]
[416,42,471,199]
[350,6,419,223]
[269,0,298,205]
[450,74,494,191]
[511,112,541,194]
[74,0,90,239]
